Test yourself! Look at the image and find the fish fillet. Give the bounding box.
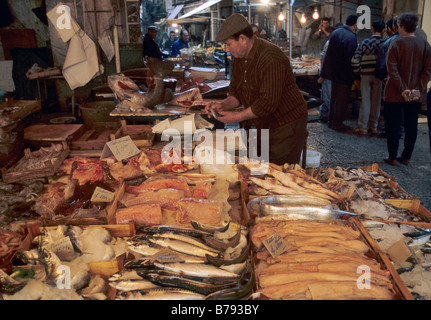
[121,189,184,210]
[191,182,212,199]
[125,178,192,197]
[176,198,222,225]
[307,281,395,300]
[116,204,162,225]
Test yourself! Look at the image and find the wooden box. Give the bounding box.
[0,100,41,121]
[24,124,85,148]
[111,120,154,147]
[69,123,120,157]
[1,142,69,183]
[352,218,414,300]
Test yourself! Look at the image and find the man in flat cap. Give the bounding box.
[205,14,308,166]
[143,25,163,60]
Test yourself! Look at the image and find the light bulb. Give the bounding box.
[172,23,178,27]
[300,13,306,24]
[261,0,269,4]
[312,8,319,20]
[278,12,285,21]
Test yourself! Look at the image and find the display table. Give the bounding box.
[110,102,206,124]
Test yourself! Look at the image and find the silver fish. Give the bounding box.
[407,233,431,247]
[255,203,362,221]
[151,232,220,253]
[109,279,159,292]
[40,248,64,285]
[127,239,164,256]
[0,269,26,294]
[145,272,237,295]
[116,287,205,300]
[148,238,219,258]
[154,262,240,279]
[107,58,175,110]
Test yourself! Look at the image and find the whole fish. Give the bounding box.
[109,279,159,292]
[145,272,237,295]
[116,287,205,300]
[148,238,219,258]
[0,269,26,294]
[154,262,240,279]
[107,58,175,110]
[150,232,220,253]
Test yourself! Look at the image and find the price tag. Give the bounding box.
[262,232,289,258]
[101,136,140,161]
[91,187,115,203]
[46,237,76,260]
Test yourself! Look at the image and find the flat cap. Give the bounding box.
[216,14,250,42]
[148,25,158,31]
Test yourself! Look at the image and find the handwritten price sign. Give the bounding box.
[101,135,140,161]
[263,232,289,258]
[91,187,115,203]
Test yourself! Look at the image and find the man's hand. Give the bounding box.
[214,110,239,124]
[205,100,223,118]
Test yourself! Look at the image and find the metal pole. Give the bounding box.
[289,1,293,62]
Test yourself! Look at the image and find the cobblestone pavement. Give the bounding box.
[306,108,431,211]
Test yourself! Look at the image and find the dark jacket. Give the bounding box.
[375,32,400,80]
[171,39,189,57]
[143,33,163,60]
[320,25,358,85]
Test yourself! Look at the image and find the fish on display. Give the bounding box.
[107,58,175,110]
[116,287,206,300]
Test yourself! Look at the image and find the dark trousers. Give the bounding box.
[329,81,351,128]
[384,101,421,160]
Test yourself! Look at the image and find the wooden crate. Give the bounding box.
[1,142,69,183]
[111,120,154,147]
[44,180,124,226]
[69,123,120,157]
[24,124,85,148]
[351,218,414,300]
[0,100,41,121]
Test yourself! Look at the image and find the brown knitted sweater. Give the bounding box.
[384,36,431,103]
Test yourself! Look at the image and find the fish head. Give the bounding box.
[107,74,141,101]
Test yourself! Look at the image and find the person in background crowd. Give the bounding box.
[317,23,343,123]
[171,28,189,57]
[351,19,386,135]
[376,18,401,139]
[142,25,163,60]
[376,18,400,81]
[320,15,359,132]
[163,30,176,55]
[312,17,335,55]
[277,24,287,41]
[205,14,308,166]
[383,13,431,166]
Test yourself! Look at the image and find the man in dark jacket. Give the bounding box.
[320,15,358,131]
[143,25,163,60]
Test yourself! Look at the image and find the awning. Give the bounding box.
[166,17,210,25]
[178,0,222,19]
[167,4,184,20]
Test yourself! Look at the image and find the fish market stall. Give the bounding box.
[1,99,431,300]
